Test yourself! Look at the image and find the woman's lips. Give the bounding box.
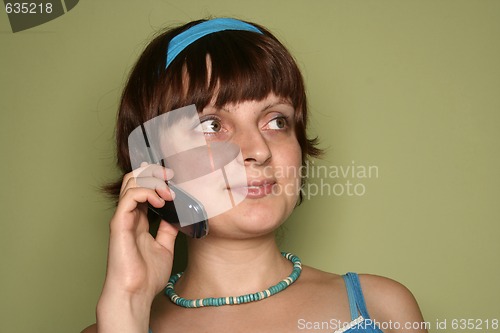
[229,180,276,199]
[245,182,276,198]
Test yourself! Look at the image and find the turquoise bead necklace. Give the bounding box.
[165,252,302,308]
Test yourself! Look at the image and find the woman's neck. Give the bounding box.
[175,233,292,299]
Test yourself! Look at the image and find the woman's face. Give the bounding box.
[192,93,303,238]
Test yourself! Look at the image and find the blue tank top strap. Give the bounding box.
[342,272,371,319]
[342,273,359,320]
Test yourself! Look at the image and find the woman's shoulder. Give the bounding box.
[296,267,416,301]
[357,273,418,301]
[300,267,422,311]
[356,273,427,332]
[299,267,426,332]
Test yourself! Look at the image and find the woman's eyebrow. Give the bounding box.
[262,100,293,112]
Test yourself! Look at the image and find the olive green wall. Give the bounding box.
[1,1,498,332]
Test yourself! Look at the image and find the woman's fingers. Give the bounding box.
[119,187,164,210]
[111,188,164,231]
[120,164,175,199]
[155,220,179,252]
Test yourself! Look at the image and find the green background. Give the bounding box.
[1,1,499,332]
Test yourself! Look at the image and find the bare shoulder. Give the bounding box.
[358,274,419,307]
[80,323,97,333]
[358,274,428,333]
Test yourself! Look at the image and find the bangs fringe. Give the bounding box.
[165,30,304,111]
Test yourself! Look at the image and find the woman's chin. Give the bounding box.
[205,213,284,240]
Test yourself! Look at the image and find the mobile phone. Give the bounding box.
[148,182,208,239]
[130,122,209,239]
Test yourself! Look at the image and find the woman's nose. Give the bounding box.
[235,129,272,166]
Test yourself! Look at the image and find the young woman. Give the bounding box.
[83,18,427,333]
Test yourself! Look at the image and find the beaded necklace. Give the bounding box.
[165,252,302,308]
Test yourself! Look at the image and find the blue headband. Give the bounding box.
[166,18,263,69]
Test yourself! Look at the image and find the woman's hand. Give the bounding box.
[96,164,178,333]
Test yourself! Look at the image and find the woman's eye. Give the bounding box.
[198,118,222,133]
[267,117,287,130]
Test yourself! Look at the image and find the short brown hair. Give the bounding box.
[106,18,322,198]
